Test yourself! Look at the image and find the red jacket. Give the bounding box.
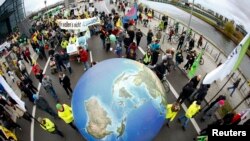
[79,49,88,62]
[32,64,41,75]
[24,48,31,57]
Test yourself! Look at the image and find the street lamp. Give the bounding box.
[181,0,195,49]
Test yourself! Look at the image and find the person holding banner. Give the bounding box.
[78,47,90,70]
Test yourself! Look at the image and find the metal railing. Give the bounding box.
[142,1,250,107]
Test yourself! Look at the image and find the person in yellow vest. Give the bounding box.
[37,117,64,137]
[147,10,153,21]
[178,100,201,130]
[69,34,77,44]
[56,103,77,131]
[165,102,180,127]
[61,38,69,50]
[248,80,250,86]
[142,50,152,65]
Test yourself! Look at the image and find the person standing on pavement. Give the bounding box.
[59,72,73,98]
[177,81,195,104]
[174,49,184,69]
[155,30,162,41]
[178,100,201,130]
[61,50,72,74]
[17,59,29,77]
[203,95,226,114]
[24,47,33,65]
[37,117,64,137]
[195,84,210,103]
[21,76,38,94]
[31,62,43,83]
[200,100,225,122]
[142,50,152,65]
[17,81,34,103]
[150,40,161,65]
[78,47,90,70]
[136,29,143,46]
[147,29,154,45]
[56,103,78,131]
[190,75,202,89]
[54,52,67,72]
[165,102,180,127]
[188,38,195,51]
[41,75,59,102]
[33,94,58,118]
[197,35,203,48]
[177,33,185,50]
[123,34,131,54]
[227,78,241,97]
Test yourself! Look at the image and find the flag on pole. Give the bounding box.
[116,18,122,28]
[122,3,138,24]
[188,48,205,78]
[203,34,250,84]
[0,76,26,111]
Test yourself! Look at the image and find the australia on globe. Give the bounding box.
[72,58,167,141]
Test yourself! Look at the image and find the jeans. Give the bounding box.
[227,86,236,96]
[83,62,90,70]
[46,87,58,101]
[178,115,190,128]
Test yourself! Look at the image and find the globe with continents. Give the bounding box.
[72,58,167,141]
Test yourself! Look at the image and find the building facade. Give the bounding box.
[0,0,25,40]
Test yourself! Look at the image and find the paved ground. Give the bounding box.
[8,1,246,141]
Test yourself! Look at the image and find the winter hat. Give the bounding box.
[56,103,63,110]
[218,100,225,106]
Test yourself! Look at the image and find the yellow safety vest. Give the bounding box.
[58,104,74,124]
[185,101,200,118]
[40,118,55,132]
[69,36,77,44]
[143,54,151,63]
[61,40,69,49]
[165,104,178,121]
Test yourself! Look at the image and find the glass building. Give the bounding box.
[0,0,26,39]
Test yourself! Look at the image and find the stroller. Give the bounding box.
[49,57,57,74]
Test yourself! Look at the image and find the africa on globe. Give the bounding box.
[72,58,167,141]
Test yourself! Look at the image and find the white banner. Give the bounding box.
[202,34,250,84]
[57,17,101,31]
[0,76,26,111]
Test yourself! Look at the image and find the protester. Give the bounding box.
[165,102,180,127]
[37,117,64,137]
[227,78,241,97]
[56,103,77,131]
[178,101,201,130]
[59,72,73,98]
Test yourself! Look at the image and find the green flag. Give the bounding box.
[188,49,205,78]
[233,34,250,71]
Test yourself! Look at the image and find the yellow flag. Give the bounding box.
[116,18,122,28]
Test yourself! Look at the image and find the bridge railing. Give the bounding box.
[140,0,250,109]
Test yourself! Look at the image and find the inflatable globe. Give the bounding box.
[72,58,167,141]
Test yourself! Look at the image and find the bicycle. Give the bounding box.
[162,73,170,93]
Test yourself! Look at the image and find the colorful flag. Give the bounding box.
[188,48,204,78]
[203,34,250,84]
[122,3,138,24]
[116,18,122,28]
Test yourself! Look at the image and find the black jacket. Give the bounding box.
[59,75,71,87]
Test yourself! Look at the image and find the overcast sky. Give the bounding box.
[191,0,250,32]
[0,0,249,31]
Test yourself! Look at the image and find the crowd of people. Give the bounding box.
[0,0,249,140]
